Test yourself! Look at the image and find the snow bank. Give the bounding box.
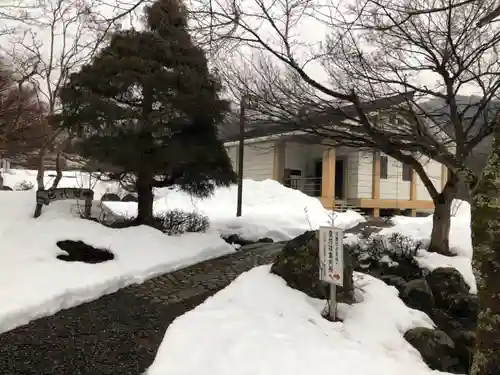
[104,179,366,242]
[146,266,447,375]
[1,169,122,200]
[2,170,365,242]
[0,191,233,334]
[379,199,475,293]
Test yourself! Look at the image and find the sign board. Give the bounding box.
[36,188,94,205]
[34,188,94,219]
[319,226,344,286]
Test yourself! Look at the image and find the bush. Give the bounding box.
[14,180,34,191]
[101,193,121,201]
[121,193,138,202]
[87,207,210,235]
[349,232,425,281]
[388,232,424,257]
[353,232,423,261]
[153,209,210,235]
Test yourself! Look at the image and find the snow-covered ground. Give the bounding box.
[103,179,365,241]
[0,169,363,334]
[379,200,475,293]
[2,169,366,241]
[146,266,444,375]
[146,200,474,375]
[0,192,233,334]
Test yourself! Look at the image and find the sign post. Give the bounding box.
[319,226,344,321]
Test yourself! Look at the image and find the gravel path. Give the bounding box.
[0,242,284,375]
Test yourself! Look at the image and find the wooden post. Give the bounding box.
[410,169,417,217]
[329,284,337,320]
[321,148,336,208]
[236,97,245,217]
[273,142,286,182]
[372,151,381,217]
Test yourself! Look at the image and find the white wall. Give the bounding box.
[345,151,359,199]
[378,154,411,200]
[226,140,441,202]
[226,146,238,172]
[284,144,362,199]
[355,151,373,198]
[375,153,442,201]
[284,142,324,176]
[416,157,442,200]
[354,151,441,201]
[225,141,275,181]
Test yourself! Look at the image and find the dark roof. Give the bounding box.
[220,92,414,143]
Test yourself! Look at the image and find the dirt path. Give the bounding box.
[0,242,284,375]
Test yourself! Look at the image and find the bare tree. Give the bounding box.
[0,59,49,186]
[190,0,500,257]
[0,0,152,191]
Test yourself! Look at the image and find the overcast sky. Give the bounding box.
[0,0,489,106]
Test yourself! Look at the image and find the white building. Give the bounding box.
[222,94,447,217]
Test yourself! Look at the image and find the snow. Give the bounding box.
[2,169,365,242]
[378,199,476,293]
[0,169,362,334]
[104,179,366,242]
[146,266,447,375]
[0,191,233,334]
[144,195,474,375]
[1,168,124,199]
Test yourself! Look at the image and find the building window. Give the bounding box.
[402,163,413,181]
[380,156,388,179]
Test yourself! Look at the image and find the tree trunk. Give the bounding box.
[428,190,454,256]
[33,147,46,218]
[135,169,154,225]
[51,151,63,189]
[36,147,45,190]
[470,126,500,375]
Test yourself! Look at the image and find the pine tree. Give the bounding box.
[53,0,235,225]
[470,116,500,375]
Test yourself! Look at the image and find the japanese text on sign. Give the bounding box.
[318,226,344,286]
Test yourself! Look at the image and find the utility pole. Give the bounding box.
[236,95,246,217]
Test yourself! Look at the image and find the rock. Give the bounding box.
[426,268,470,309]
[379,275,407,295]
[352,248,424,282]
[449,330,475,373]
[258,237,274,243]
[404,327,464,374]
[56,240,114,264]
[380,256,424,281]
[101,193,121,202]
[271,231,354,303]
[447,294,479,330]
[0,186,13,191]
[401,278,435,314]
[223,234,254,246]
[429,308,465,334]
[121,194,138,202]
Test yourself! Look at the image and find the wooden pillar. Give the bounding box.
[440,164,447,190]
[372,151,381,217]
[321,148,336,208]
[272,142,286,182]
[410,168,417,217]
